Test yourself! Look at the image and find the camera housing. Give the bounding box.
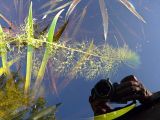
[91,79,114,101]
[91,78,122,103]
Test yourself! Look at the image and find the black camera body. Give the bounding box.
[91,78,119,102]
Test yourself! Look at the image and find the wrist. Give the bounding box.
[139,90,153,104]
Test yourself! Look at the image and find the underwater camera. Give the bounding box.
[91,78,121,103]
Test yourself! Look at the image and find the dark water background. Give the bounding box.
[1,0,160,120]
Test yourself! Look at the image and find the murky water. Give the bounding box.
[0,0,160,120]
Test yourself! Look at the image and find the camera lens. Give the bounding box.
[94,79,113,98]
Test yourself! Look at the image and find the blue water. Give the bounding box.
[1,0,160,119]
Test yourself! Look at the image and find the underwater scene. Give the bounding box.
[0,0,160,120]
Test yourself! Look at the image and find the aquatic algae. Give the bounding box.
[68,41,94,78]
[0,0,142,119]
[0,74,29,119]
[0,58,19,76]
[0,74,56,119]
[116,45,140,67]
[0,0,140,84]
[49,42,140,82]
[0,0,140,100]
[0,25,13,78]
[0,24,20,77]
[0,7,140,93]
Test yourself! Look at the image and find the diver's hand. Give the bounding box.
[89,96,112,116]
[115,75,152,104]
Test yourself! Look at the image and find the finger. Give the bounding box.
[120,94,142,102]
[121,75,138,83]
[116,81,140,91]
[116,86,142,97]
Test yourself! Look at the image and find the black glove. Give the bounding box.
[113,75,152,104]
[89,75,153,116]
[89,95,112,116]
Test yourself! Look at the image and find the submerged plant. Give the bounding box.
[0,72,28,119]
[47,42,139,90]
[0,25,12,78]
[33,9,64,96]
[0,0,142,119]
[25,2,34,94]
[0,71,60,120]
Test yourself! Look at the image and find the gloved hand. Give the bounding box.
[89,75,153,116]
[114,75,153,104]
[89,95,112,116]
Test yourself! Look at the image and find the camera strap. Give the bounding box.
[93,102,136,120]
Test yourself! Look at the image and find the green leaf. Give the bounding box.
[0,25,3,33]
[29,103,61,120]
[33,9,64,97]
[99,0,108,42]
[119,0,146,23]
[65,0,81,20]
[47,9,64,43]
[25,1,34,94]
[27,2,33,38]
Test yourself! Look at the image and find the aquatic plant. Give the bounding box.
[0,25,12,78]
[0,72,28,119]
[118,0,146,23]
[0,71,60,120]
[25,2,34,94]
[0,0,140,94]
[99,0,108,42]
[47,42,139,91]
[33,9,64,97]
[0,0,142,119]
